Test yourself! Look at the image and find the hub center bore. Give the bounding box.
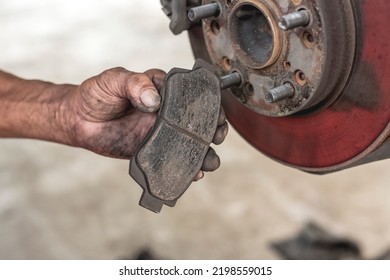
[229,3,280,68]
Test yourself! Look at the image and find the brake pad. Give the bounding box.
[130,59,221,213]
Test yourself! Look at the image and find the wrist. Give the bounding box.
[23,81,79,147]
[54,83,80,147]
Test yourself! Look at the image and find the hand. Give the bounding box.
[66,67,228,179]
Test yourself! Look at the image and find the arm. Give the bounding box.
[0,68,228,178]
[0,70,77,145]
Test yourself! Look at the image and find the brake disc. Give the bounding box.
[181,0,390,173]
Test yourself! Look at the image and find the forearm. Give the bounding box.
[0,70,77,146]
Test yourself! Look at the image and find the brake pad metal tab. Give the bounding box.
[130,59,221,213]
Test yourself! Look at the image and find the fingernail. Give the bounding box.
[140,88,160,108]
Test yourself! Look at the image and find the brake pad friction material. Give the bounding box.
[130,61,221,213]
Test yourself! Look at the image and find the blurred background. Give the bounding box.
[1,0,390,259]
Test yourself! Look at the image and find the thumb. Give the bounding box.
[139,87,161,112]
[127,73,161,113]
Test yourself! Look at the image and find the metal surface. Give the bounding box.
[188,3,221,22]
[266,83,295,103]
[161,0,199,34]
[183,0,390,173]
[278,10,310,31]
[220,72,242,89]
[196,0,356,117]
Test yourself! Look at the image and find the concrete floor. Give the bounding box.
[1,0,390,260]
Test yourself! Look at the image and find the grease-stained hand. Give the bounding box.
[66,67,228,180]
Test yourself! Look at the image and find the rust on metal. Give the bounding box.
[199,0,355,117]
[185,0,390,173]
[162,0,390,173]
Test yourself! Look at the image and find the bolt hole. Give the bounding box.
[294,70,307,86]
[302,31,314,48]
[245,82,254,95]
[284,61,291,70]
[226,0,233,6]
[221,56,232,71]
[210,20,220,35]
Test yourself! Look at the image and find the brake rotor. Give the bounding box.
[188,0,390,173]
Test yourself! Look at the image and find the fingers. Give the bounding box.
[125,69,165,113]
[201,147,220,172]
[144,69,166,92]
[193,148,220,182]
[212,107,228,145]
[217,107,227,126]
[194,108,227,181]
[92,67,165,114]
[193,170,204,182]
[213,122,228,145]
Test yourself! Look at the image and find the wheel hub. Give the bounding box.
[162,0,390,173]
[201,0,355,117]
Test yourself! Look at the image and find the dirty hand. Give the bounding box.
[66,67,228,179]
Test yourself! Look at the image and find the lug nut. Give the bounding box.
[188,3,220,22]
[279,10,310,30]
[265,83,295,103]
[220,72,242,89]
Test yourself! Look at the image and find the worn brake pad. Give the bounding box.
[129,59,221,213]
